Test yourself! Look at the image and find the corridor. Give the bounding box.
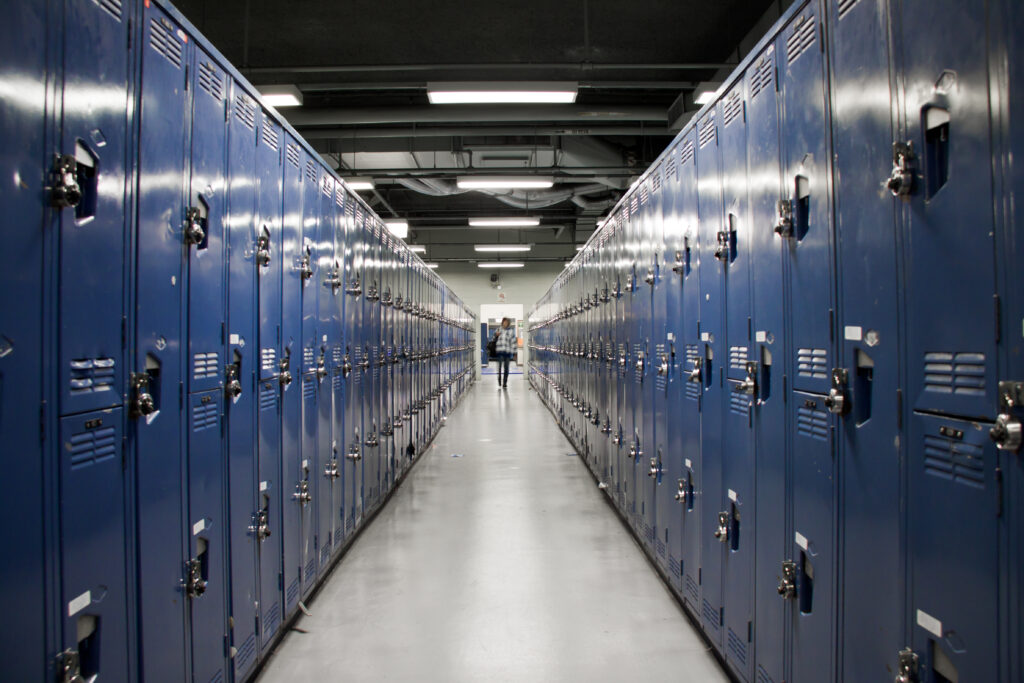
[257,376,727,682]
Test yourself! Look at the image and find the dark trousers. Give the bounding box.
[496,352,511,386]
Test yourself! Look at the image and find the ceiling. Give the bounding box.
[176,0,790,266]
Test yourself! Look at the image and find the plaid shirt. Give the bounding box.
[495,327,517,355]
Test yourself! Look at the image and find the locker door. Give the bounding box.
[365,224,382,509]
[58,0,132,417]
[280,137,304,620]
[625,208,642,524]
[329,185,346,549]
[639,178,660,552]
[611,218,628,510]
[59,410,130,683]
[826,0,904,679]
[777,6,837,680]
[255,113,283,652]
[135,8,189,680]
[719,79,756,681]
[696,108,726,646]
[745,43,789,683]
[0,2,48,677]
[317,175,339,568]
[225,84,260,683]
[344,204,365,529]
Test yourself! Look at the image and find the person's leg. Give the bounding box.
[502,354,510,387]
[498,353,504,387]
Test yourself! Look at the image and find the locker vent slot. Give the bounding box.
[680,139,695,167]
[345,515,355,532]
[208,669,224,683]
[303,347,314,369]
[652,171,662,194]
[69,357,116,395]
[665,152,678,180]
[723,91,743,127]
[751,51,775,98]
[320,542,331,564]
[669,554,681,580]
[656,538,666,557]
[259,383,278,412]
[149,18,183,68]
[261,348,277,372]
[332,374,342,391]
[730,346,748,370]
[702,599,720,631]
[643,522,654,541]
[923,433,985,488]
[198,63,224,101]
[640,183,649,205]
[923,352,986,396]
[321,177,332,197]
[304,557,316,582]
[192,401,218,431]
[333,348,342,364]
[685,574,699,604]
[305,161,317,183]
[95,0,123,22]
[757,665,776,683]
[193,352,219,380]
[727,627,748,667]
[838,0,861,19]
[346,201,355,218]
[730,392,751,417]
[797,405,829,441]
[286,578,299,606]
[69,426,117,470]
[786,14,817,64]
[685,345,701,400]
[286,143,300,169]
[631,195,640,214]
[303,376,316,399]
[797,347,828,379]
[335,187,345,209]
[262,603,281,638]
[261,123,280,151]
[235,634,257,673]
[234,94,257,131]
[699,120,717,148]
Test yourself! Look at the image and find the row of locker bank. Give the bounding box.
[0,1,476,681]
[529,0,1024,682]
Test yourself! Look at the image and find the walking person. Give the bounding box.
[493,317,517,389]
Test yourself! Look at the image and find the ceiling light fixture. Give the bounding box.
[474,245,531,252]
[384,220,408,239]
[468,217,542,227]
[457,176,554,190]
[428,82,577,105]
[693,81,722,106]
[477,262,525,269]
[425,263,439,269]
[576,245,585,251]
[258,84,303,107]
[407,245,426,253]
[343,177,375,191]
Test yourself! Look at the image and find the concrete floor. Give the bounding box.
[257,376,728,683]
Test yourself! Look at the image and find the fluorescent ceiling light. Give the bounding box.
[576,245,585,251]
[469,217,541,227]
[474,244,531,252]
[694,81,721,106]
[457,176,554,190]
[428,82,577,105]
[477,262,525,269]
[695,91,717,105]
[258,84,303,107]
[407,245,426,253]
[425,263,439,269]
[384,220,408,239]
[343,177,374,191]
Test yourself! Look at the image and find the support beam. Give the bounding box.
[287,105,666,127]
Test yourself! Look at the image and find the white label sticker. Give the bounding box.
[68,590,91,617]
[259,480,268,492]
[795,532,809,550]
[685,458,692,469]
[667,332,675,342]
[230,333,240,345]
[728,489,737,502]
[193,519,206,536]
[755,330,767,343]
[844,325,863,341]
[917,609,943,638]
[701,332,710,341]
[302,459,309,469]
[323,335,327,342]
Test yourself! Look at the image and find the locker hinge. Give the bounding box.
[56,648,84,683]
[894,648,919,683]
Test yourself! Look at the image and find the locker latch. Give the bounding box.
[591,409,601,426]
[714,228,734,262]
[393,415,404,431]
[184,206,206,246]
[714,511,730,543]
[687,357,703,384]
[894,648,920,683]
[777,560,798,599]
[50,154,82,208]
[345,276,362,296]
[600,285,610,304]
[324,261,342,292]
[252,507,270,542]
[323,459,340,480]
[886,142,915,198]
[130,372,157,418]
[674,478,688,504]
[299,246,314,281]
[393,294,404,310]
[672,239,691,274]
[364,424,379,447]
[256,227,271,267]
[657,353,670,376]
[340,354,352,378]
[225,362,243,399]
[644,266,656,286]
[733,361,758,395]
[293,479,312,505]
[366,280,380,302]
[601,417,612,436]
[381,419,394,437]
[647,457,661,479]
[824,368,849,415]
[774,199,794,237]
[317,350,328,382]
[990,381,1024,452]
[346,432,362,461]
[628,438,642,461]
[56,648,85,683]
[381,288,393,306]
[279,350,293,387]
[184,557,207,598]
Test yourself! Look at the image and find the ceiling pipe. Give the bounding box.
[287,104,666,126]
[302,125,669,139]
[246,62,735,75]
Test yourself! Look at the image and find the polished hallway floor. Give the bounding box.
[257,376,728,683]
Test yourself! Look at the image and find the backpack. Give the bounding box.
[486,333,497,358]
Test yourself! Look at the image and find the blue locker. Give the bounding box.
[330,184,347,550]
[745,42,789,683]
[0,2,49,678]
[58,0,132,418]
[381,236,397,488]
[365,222,382,510]
[59,409,131,683]
[134,8,189,679]
[344,202,366,530]
[297,158,319,597]
[316,175,340,569]
[224,84,260,683]
[612,216,629,511]
[280,136,304,620]
[695,107,726,645]
[637,179,659,552]
[825,0,904,679]
[718,78,756,681]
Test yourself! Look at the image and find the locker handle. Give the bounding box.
[256,226,271,267]
[184,203,207,248]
